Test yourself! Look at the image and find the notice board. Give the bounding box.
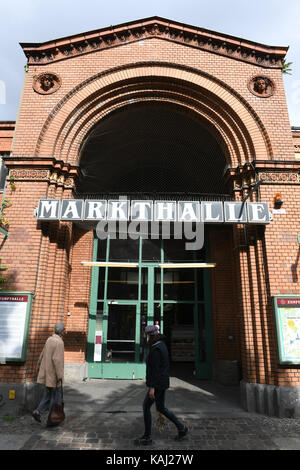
[273,295,300,364]
[0,292,33,362]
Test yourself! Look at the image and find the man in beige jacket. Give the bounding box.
[32,323,65,423]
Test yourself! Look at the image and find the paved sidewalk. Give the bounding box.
[1,378,300,450]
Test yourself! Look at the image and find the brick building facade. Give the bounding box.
[0,17,300,416]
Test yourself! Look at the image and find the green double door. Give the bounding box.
[87,236,213,380]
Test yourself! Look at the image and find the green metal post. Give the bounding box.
[101,236,110,363]
[86,233,99,364]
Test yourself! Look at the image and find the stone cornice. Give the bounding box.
[3,156,79,188]
[20,16,288,69]
[225,160,300,189]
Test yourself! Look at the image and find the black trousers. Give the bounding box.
[143,388,183,437]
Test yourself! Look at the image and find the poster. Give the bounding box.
[273,296,300,364]
[0,292,32,362]
[94,331,102,362]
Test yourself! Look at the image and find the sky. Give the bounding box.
[0,0,299,125]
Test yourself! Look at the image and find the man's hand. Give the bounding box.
[149,387,155,400]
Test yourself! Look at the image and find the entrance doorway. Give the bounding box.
[87,235,213,380]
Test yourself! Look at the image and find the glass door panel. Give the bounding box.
[107,268,139,300]
[159,269,195,301]
[106,304,136,362]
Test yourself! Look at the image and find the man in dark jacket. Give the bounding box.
[134,325,188,446]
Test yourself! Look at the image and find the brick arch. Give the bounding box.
[61,86,247,166]
[35,62,273,166]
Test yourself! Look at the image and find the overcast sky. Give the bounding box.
[0,0,299,125]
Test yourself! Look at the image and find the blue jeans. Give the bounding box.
[35,386,61,415]
[143,388,183,437]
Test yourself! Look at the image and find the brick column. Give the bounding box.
[0,157,79,382]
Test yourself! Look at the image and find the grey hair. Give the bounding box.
[54,323,65,335]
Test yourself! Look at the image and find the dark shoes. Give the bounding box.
[175,425,188,440]
[134,435,153,446]
[32,410,41,423]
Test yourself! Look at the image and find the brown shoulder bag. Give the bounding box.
[47,380,65,427]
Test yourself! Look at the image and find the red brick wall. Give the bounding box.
[11,38,294,161]
[0,122,15,154]
[209,227,241,362]
[63,227,93,363]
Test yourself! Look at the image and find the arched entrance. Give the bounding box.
[32,62,271,383]
[78,102,230,380]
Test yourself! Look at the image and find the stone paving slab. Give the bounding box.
[2,411,300,450]
[2,379,300,451]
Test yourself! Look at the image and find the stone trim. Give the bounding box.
[240,380,300,418]
[259,172,300,183]
[20,17,287,69]
[4,157,79,189]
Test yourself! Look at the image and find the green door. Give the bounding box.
[87,235,213,379]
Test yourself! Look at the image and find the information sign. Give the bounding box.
[0,292,33,362]
[273,296,300,364]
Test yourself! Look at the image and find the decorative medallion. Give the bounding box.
[248,75,275,98]
[33,72,61,95]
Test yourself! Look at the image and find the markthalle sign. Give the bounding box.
[36,199,271,224]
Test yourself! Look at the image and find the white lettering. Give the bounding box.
[85,201,106,219]
[248,203,267,222]
[225,202,246,222]
[108,201,128,220]
[61,201,81,219]
[131,201,153,220]
[202,202,222,222]
[38,200,59,219]
[178,202,200,221]
[106,454,141,467]
[155,202,176,221]
[36,199,271,225]
[227,203,239,221]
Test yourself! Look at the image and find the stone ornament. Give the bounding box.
[22,19,286,69]
[9,169,77,189]
[248,75,275,98]
[9,169,50,180]
[33,72,61,95]
[259,172,300,183]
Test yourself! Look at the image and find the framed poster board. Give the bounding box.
[273,295,300,364]
[0,292,33,362]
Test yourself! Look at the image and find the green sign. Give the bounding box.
[273,295,300,364]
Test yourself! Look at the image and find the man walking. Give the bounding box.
[134,325,188,446]
[32,322,65,423]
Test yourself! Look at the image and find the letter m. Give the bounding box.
[38,200,60,219]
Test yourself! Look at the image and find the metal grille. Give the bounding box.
[77,103,230,199]
[73,191,233,202]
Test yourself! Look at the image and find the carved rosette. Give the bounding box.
[259,172,300,183]
[9,169,50,181]
[248,75,275,98]
[33,72,61,95]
